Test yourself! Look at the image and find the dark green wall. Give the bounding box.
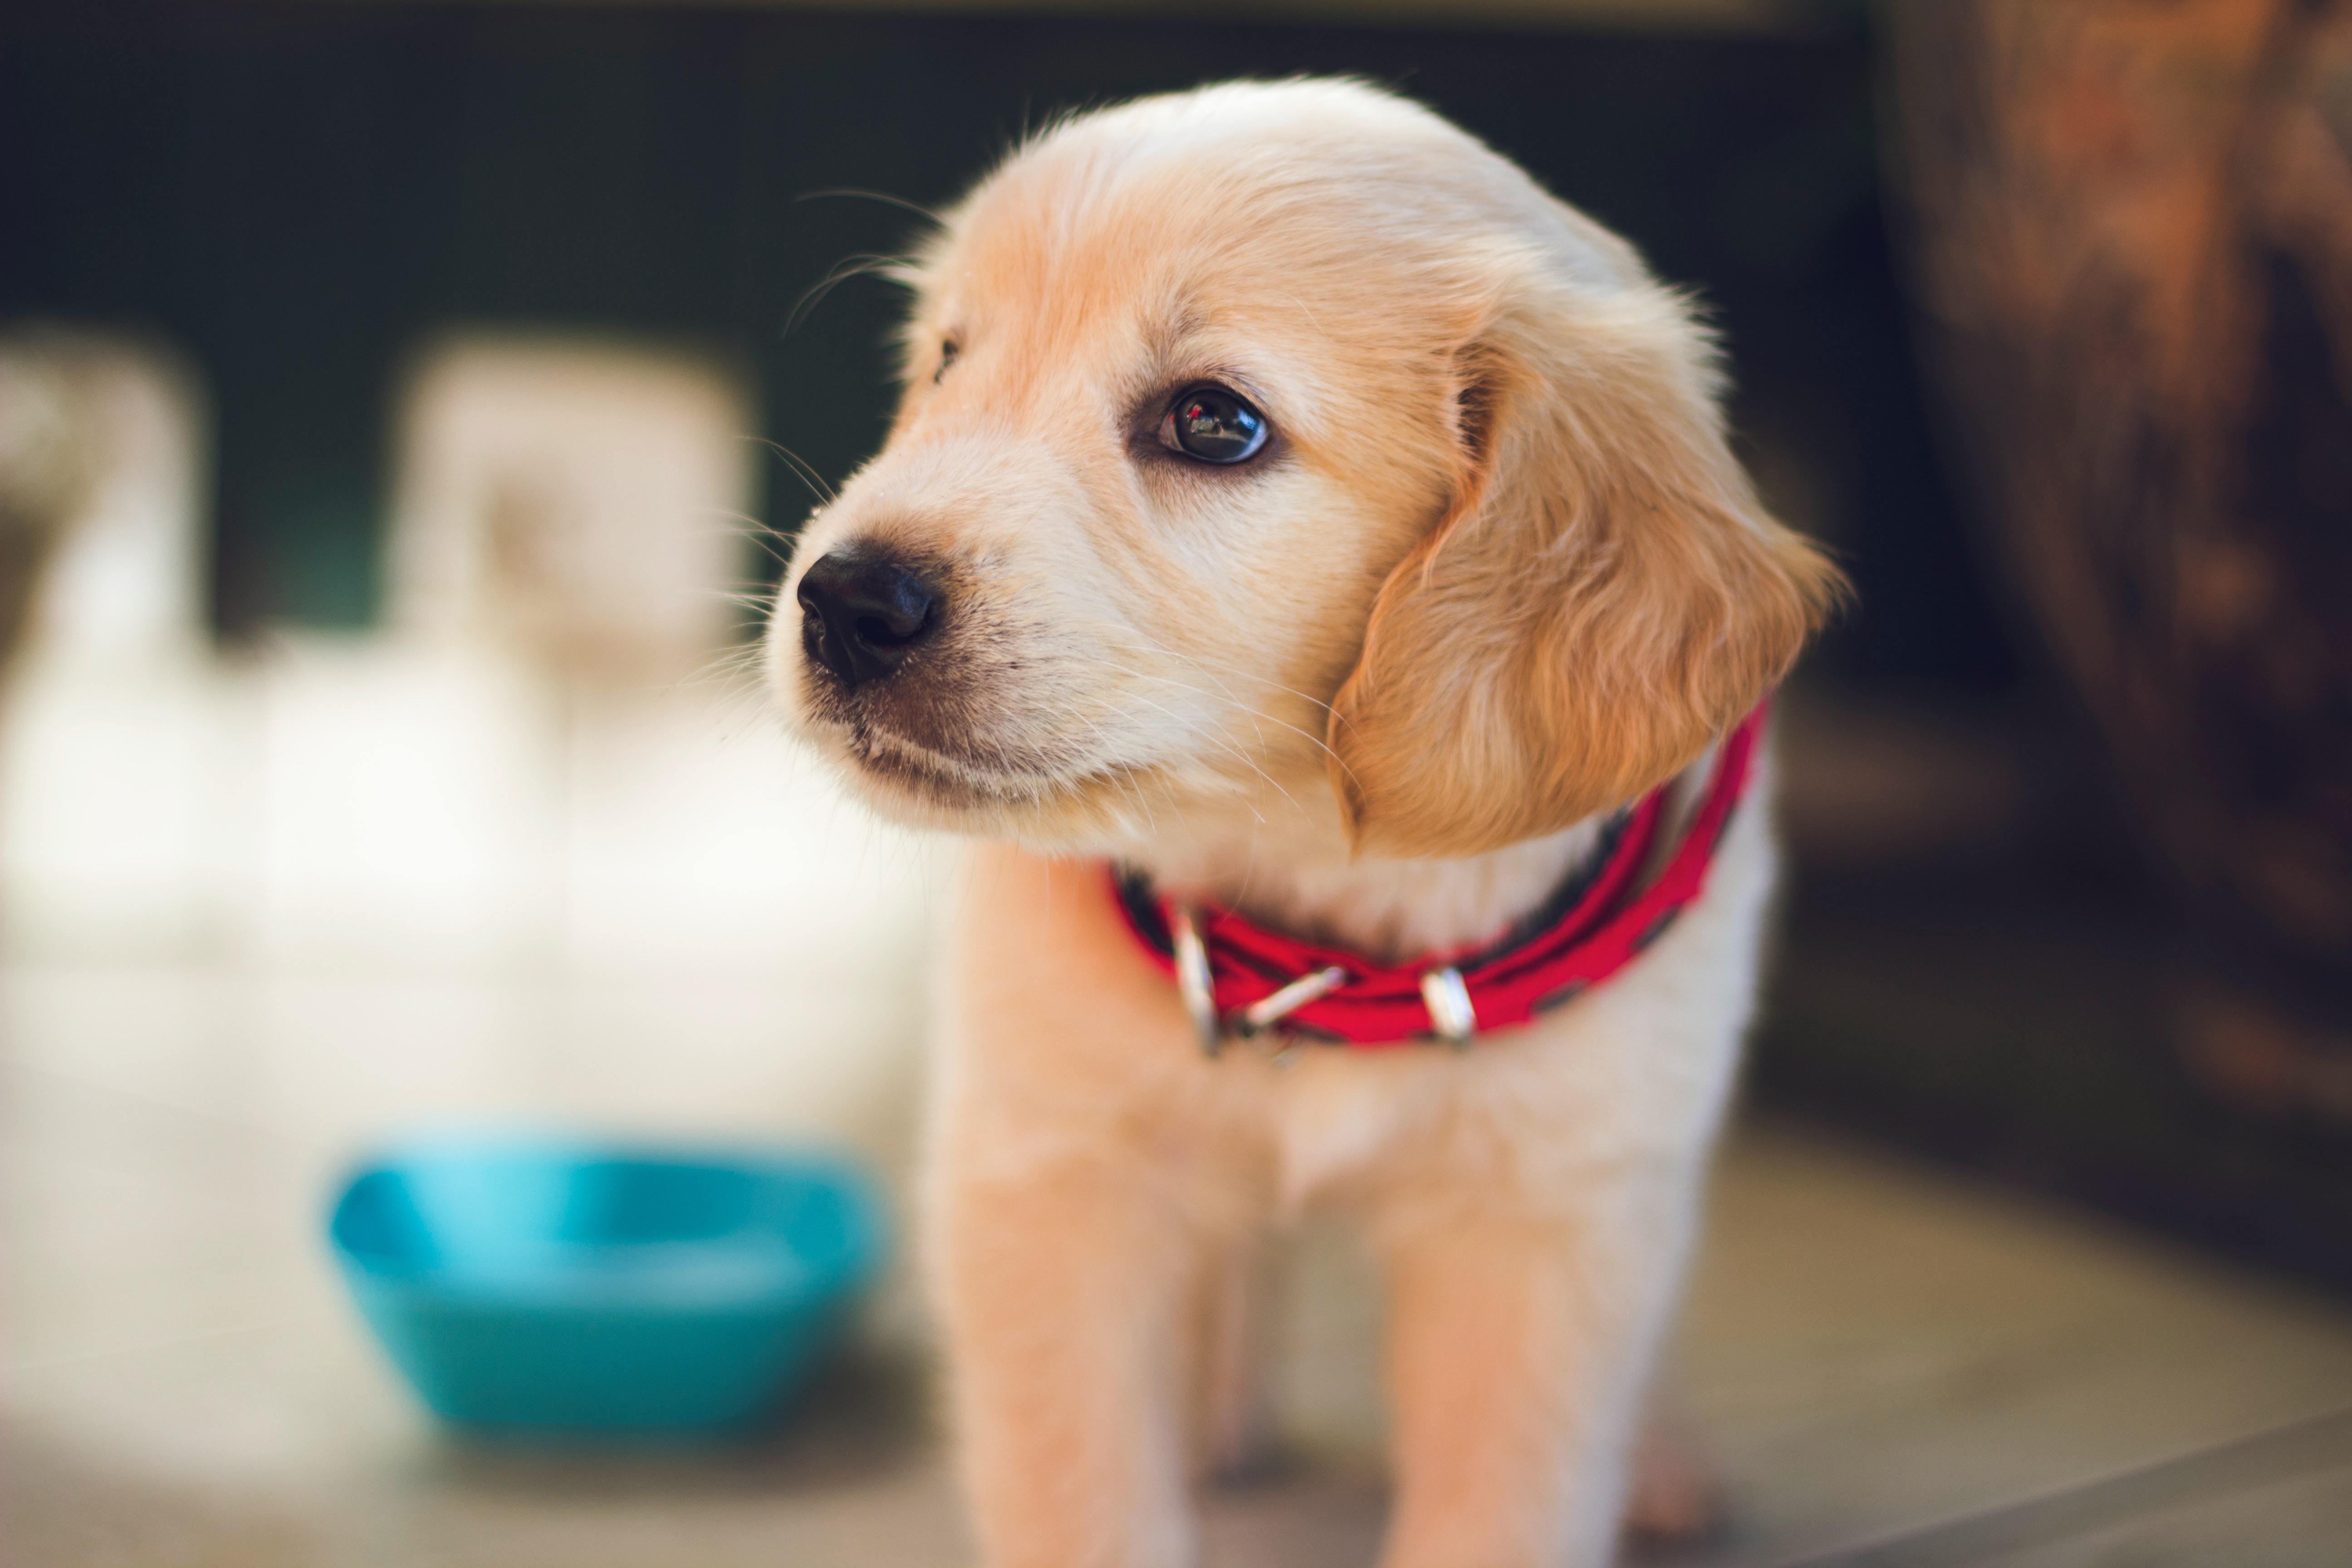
[0,1,1998,690]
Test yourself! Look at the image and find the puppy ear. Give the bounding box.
[1328,265,1846,860]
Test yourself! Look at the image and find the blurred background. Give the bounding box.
[5,1,2351,1564]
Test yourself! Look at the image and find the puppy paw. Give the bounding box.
[1204,1430,1298,1491]
[1623,1414,1724,1546]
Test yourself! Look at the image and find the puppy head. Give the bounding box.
[769,79,1842,859]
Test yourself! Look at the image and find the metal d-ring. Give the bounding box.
[1167,903,1223,1057]
[1420,965,1477,1050]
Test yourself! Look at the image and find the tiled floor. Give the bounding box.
[8,968,2352,1568]
[5,656,2349,1566]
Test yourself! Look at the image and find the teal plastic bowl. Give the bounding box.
[328,1137,886,1436]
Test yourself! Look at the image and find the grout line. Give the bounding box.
[1761,1404,2352,1568]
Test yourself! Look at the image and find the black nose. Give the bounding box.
[795,547,941,688]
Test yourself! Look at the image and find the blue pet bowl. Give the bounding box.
[328,1136,886,1437]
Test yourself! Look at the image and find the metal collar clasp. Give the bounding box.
[1170,901,1350,1059]
[1235,965,1348,1039]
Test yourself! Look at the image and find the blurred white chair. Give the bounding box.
[0,326,209,669]
[387,335,753,685]
[2,326,940,1173]
[0,327,236,957]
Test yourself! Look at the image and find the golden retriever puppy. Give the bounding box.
[768,78,1841,1568]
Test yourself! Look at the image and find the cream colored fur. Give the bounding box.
[767,79,1841,1568]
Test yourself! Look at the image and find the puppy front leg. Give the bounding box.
[935,1156,1200,1568]
[1376,1183,1695,1568]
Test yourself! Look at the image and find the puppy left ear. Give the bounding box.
[1327,265,1847,860]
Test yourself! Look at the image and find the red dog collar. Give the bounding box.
[1111,705,1768,1053]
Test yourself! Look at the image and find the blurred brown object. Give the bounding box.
[1889,0,2352,1120]
[0,334,98,667]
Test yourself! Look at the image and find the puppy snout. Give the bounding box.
[796,545,941,688]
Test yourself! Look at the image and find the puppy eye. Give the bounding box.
[1157,386,1268,464]
[934,339,959,384]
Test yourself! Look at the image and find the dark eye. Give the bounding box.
[1157,386,1268,464]
[934,339,959,384]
